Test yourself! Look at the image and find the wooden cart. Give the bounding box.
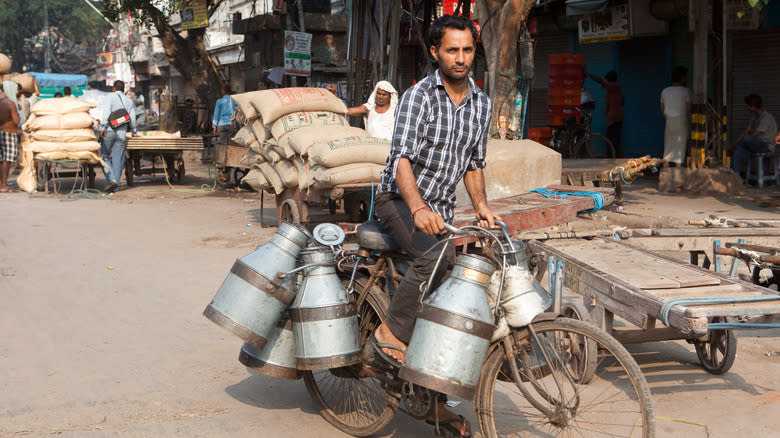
[213,142,250,186]
[529,237,780,374]
[266,183,377,226]
[124,136,203,186]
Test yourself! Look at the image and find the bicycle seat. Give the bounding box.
[357,220,400,251]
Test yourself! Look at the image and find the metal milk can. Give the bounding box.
[238,314,300,380]
[203,222,310,349]
[290,247,361,370]
[487,241,551,328]
[399,253,496,401]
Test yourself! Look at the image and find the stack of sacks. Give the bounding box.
[230,87,391,193]
[22,97,99,158]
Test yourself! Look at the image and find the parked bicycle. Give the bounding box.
[550,107,616,159]
[303,220,654,437]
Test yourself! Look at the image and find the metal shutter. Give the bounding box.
[527,32,573,129]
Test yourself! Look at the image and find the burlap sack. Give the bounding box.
[308,136,391,167]
[34,150,103,164]
[28,140,101,153]
[249,87,347,126]
[239,150,266,167]
[231,91,265,124]
[29,128,96,143]
[231,125,256,147]
[16,149,36,193]
[292,156,307,189]
[273,159,299,188]
[269,111,349,139]
[7,73,36,93]
[310,163,384,188]
[241,169,269,192]
[249,118,271,143]
[258,162,285,194]
[258,143,283,163]
[275,136,297,160]
[31,97,95,116]
[23,112,94,131]
[287,126,368,156]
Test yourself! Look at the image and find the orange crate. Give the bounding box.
[546,114,580,126]
[549,54,584,65]
[549,64,583,79]
[547,105,579,118]
[528,127,553,138]
[548,87,581,98]
[548,95,580,106]
[548,78,583,88]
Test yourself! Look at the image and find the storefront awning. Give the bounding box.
[566,0,609,16]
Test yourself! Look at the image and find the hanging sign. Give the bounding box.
[578,4,631,44]
[283,31,312,77]
[180,0,208,30]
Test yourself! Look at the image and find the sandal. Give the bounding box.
[426,414,471,438]
[365,333,405,369]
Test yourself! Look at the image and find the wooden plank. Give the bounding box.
[548,239,720,289]
[651,283,744,298]
[649,228,780,237]
[612,327,685,344]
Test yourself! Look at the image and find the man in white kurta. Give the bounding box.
[660,66,691,166]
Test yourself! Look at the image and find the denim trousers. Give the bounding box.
[374,192,455,343]
[101,127,128,184]
[731,135,770,174]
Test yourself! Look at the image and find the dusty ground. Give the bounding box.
[1,161,778,437]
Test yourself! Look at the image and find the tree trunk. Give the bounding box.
[141,4,222,118]
[477,0,535,135]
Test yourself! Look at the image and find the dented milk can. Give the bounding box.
[399,253,496,400]
[238,314,300,380]
[203,222,310,349]
[290,247,361,370]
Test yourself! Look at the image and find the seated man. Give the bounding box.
[731,94,777,176]
[346,81,398,140]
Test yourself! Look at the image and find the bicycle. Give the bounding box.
[303,220,654,437]
[550,107,616,159]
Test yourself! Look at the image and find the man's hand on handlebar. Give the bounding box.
[475,206,502,230]
[414,208,446,236]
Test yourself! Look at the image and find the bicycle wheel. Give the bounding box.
[477,318,654,437]
[303,275,398,436]
[573,134,616,159]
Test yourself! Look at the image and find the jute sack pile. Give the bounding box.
[22,97,99,157]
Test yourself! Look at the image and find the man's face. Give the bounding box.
[375,89,391,106]
[430,28,475,82]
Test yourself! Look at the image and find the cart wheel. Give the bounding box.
[695,316,737,374]
[232,167,248,187]
[217,167,230,185]
[280,199,301,224]
[175,158,185,184]
[560,297,598,384]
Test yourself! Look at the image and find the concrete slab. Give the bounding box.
[455,139,561,203]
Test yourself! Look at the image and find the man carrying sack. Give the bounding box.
[99,80,137,193]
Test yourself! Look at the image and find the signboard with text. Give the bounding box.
[180,0,208,30]
[284,31,312,77]
[578,4,631,44]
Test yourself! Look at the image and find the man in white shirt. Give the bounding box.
[660,66,691,166]
[730,94,777,177]
[346,81,398,140]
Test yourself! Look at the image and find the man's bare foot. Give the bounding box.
[426,401,471,437]
[374,322,406,364]
[0,186,11,193]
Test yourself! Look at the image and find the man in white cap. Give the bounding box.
[346,81,398,140]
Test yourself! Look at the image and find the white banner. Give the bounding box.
[284,31,312,77]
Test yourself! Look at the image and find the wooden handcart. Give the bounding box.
[124,136,203,186]
[267,183,377,226]
[213,142,250,186]
[529,237,780,374]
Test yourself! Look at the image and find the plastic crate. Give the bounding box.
[528,127,553,138]
[549,64,583,79]
[548,78,584,88]
[548,95,580,106]
[548,87,581,98]
[549,54,584,65]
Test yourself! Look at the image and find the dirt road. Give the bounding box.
[1,166,778,437]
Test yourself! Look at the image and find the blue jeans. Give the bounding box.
[731,135,770,175]
[101,127,128,184]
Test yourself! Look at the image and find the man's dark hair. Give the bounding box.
[427,14,478,49]
[605,71,618,82]
[671,66,687,84]
[114,80,125,92]
[54,92,63,98]
[745,93,762,109]
[63,86,72,96]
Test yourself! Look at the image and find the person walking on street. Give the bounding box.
[212,84,237,144]
[346,81,399,140]
[0,83,20,192]
[371,15,501,438]
[730,94,777,177]
[99,80,137,194]
[661,66,692,167]
[586,69,624,156]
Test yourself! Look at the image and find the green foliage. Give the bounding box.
[101,0,222,26]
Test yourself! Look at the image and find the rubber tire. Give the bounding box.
[572,133,616,159]
[303,276,397,437]
[280,199,301,224]
[561,297,598,384]
[695,316,737,375]
[476,318,655,438]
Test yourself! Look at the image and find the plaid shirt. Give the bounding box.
[378,69,492,222]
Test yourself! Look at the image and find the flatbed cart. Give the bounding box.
[124,136,204,186]
[263,183,377,226]
[528,237,780,374]
[213,142,250,186]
